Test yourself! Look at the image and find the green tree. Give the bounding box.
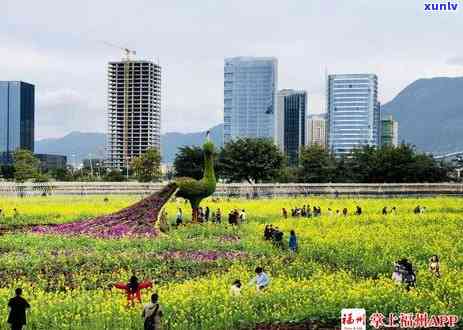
[103,169,126,182]
[173,146,206,180]
[298,145,337,183]
[218,138,284,183]
[131,148,162,182]
[0,165,15,180]
[339,144,451,183]
[13,149,40,183]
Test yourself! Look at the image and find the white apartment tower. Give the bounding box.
[306,114,327,148]
[107,60,161,169]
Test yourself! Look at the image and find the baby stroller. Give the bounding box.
[395,259,416,290]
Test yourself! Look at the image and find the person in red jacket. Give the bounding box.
[115,275,153,307]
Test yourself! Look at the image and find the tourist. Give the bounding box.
[115,276,153,307]
[249,267,270,290]
[272,228,284,248]
[230,279,242,296]
[394,259,416,290]
[282,208,288,219]
[264,225,273,240]
[414,205,421,214]
[355,206,362,216]
[104,197,109,203]
[239,209,247,223]
[198,207,204,222]
[429,255,441,278]
[336,210,340,217]
[7,288,30,330]
[391,264,403,284]
[391,206,397,215]
[142,293,163,330]
[228,210,237,225]
[301,206,307,217]
[382,207,388,215]
[205,206,210,222]
[307,207,312,218]
[288,230,298,254]
[175,208,183,226]
[215,208,222,224]
[342,208,348,216]
[327,208,333,216]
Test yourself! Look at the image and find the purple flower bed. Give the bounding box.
[31,183,176,239]
[156,250,247,262]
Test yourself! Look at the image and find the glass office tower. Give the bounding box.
[0,81,35,164]
[224,57,278,143]
[276,89,307,165]
[327,74,380,156]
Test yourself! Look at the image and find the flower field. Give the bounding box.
[0,195,462,329]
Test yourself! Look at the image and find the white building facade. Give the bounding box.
[327,74,380,156]
[106,60,161,169]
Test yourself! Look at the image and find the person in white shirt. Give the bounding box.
[249,267,270,290]
[230,279,242,296]
[239,209,247,223]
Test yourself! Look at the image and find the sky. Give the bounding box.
[2,0,463,139]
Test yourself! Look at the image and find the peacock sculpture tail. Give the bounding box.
[31,134,216,237]
[32,183,178,238]
[174,133,217,222]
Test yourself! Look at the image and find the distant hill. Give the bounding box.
[35,124,224,165]
[382,77,463,155]
[35,132,106,166]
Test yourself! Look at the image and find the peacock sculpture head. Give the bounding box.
[203,130,214,157]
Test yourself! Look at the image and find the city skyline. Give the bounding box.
[2,0,463,140]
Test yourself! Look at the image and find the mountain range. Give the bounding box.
[35,76,463,164]
[35,124,224,165]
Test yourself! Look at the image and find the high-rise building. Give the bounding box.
[0,81,35,164]
[106,60,161,169]
[306,114,327,148]
[224,57,278,143]
[327,74,380,156]
[275,89,307,165]
[380,115,399,147]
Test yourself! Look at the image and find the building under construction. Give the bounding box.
[106,60,161,169]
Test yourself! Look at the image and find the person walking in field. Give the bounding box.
[215,208,222,224]
[288,230,298,254]
[142,293,163,330]
[429,255,441,278]
[115,276,153,307]
[205,206,210,222]
[7,288,30,330]
[282,208,288,219]
[175,208,183,226]
[239,209,247,223]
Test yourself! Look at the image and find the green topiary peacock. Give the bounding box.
[174,131,217,222]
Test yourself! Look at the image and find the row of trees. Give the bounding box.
[1,139,452,183]
[174,138,452,183]
[0,149,163,183]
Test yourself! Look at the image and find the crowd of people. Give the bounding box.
[263,225,298,253]
[174,207,246,226]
